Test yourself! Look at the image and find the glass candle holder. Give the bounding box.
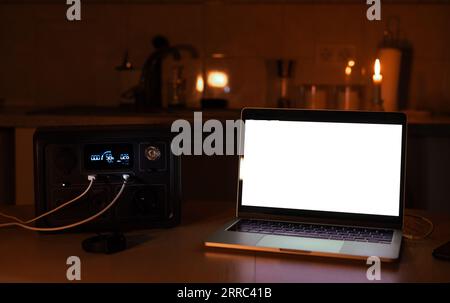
[197,54,231,109]
[336,85,362,110]
[299,84,329,109]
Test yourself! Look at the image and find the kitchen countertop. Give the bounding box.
[0,201,449,282]
[0,106,450,128]
[0,106,242,128]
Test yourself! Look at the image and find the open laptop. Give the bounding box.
[205,108,407,261]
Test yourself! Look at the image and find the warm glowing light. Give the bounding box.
[347,60,355,67]
[207,71,228,88]
[345,66,352,76]
[372,58,382,83]
[211,53,225,59]
[196,75,204,92]
[374,59,381,75]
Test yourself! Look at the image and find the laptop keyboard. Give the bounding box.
[229,219,394,244]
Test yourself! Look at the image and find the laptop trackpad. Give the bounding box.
[257,235,344,254]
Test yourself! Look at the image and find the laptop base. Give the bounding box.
[205,219,402,262]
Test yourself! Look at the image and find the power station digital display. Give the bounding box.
[84,144,133,171]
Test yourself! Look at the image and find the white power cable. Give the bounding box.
[0,174,129,232]
[0,175,96,224]
[403,213,434,240]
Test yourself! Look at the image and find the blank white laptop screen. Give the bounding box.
[240,120,403,217]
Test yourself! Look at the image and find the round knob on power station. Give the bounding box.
[145,146,161,161]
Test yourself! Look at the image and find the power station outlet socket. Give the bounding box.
[316,44,356,66]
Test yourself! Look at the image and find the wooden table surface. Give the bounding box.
[1,200,450,283]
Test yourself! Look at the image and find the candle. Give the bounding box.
[344,86,351,109]
[339,64,359,110]
[305,85,327,109]
[344,66,352,109]
[338,88,359,110]
[372,59,383,108]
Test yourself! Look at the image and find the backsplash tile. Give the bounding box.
[0,2,449,112]
[204,3,283,57]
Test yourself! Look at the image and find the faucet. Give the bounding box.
[136,36,198,110]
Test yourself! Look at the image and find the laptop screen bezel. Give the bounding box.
[237,108,407,229]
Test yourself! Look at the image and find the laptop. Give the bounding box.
[205,108,406,261]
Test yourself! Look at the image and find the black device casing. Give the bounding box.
[433,241,450,261]
[33,125,181,232]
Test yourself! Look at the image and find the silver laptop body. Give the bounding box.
[205,108,407,262]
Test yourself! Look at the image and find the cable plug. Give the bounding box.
[122,174,130,182]
[87,175,97,181]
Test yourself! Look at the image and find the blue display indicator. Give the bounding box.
[120,153,130,160]
[84,144,133,171]
[90,155,102,161]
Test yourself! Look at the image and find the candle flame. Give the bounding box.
[196,75,204,92]
[345,66,352,76]
[374,59,381,75]
[373,58,382,82]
